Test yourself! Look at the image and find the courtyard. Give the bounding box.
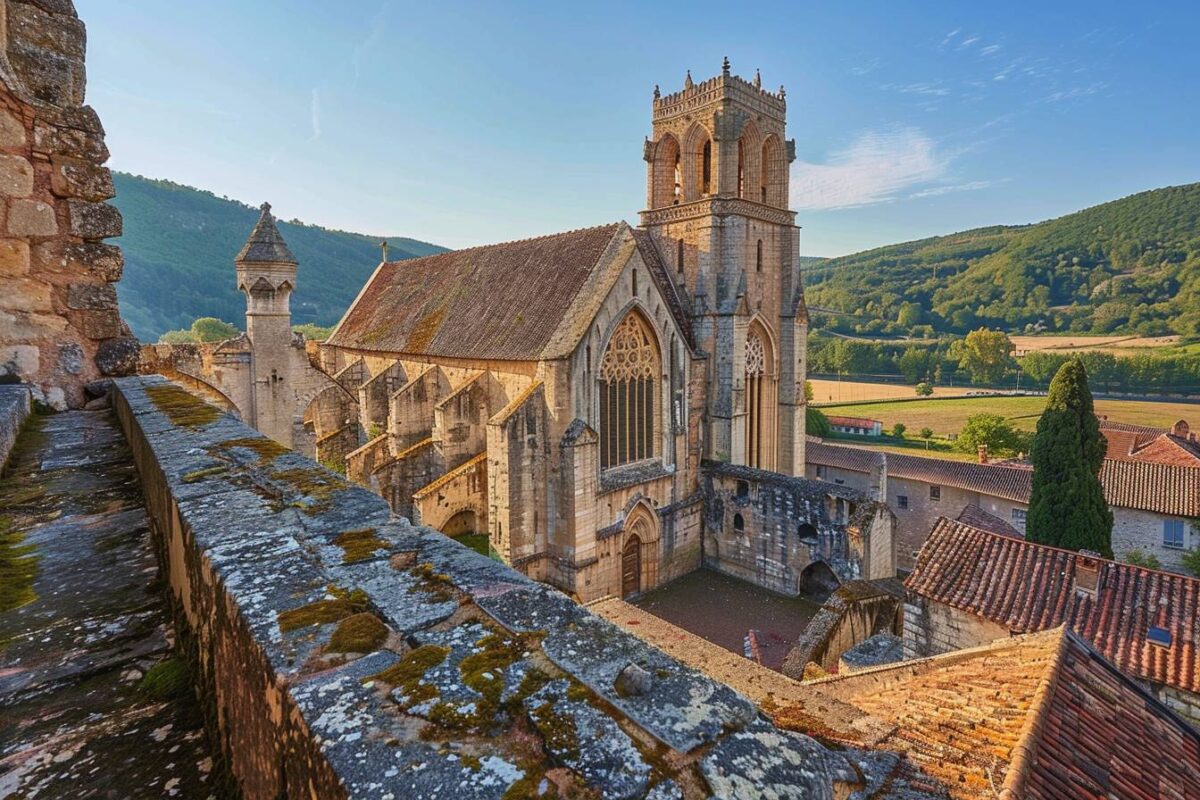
[634,568,822,670]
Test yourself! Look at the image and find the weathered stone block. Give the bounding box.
[9,2,87,60]
[8,200,58,236]
[57,342,83,374]
[0,240,32,277]
[0,277,53,313]
[0,344,40,378]
[67,199,121,239]
[66,281,117,310]
[32,117,108,162]
[95,336,139,376]
[17,0,79,15]
[8,41,83,109]
[74,307,125,339]
[50,157,114,200]
[60,240,122,280]
[0,309,68,341]
[0,154,34,197]
[0,108,28,148]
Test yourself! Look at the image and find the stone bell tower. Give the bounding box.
[235,202,299,447]
[640,58,809,475]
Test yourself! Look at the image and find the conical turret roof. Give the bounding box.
[236,202,297,264]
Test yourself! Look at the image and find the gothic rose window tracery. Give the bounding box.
[599,313,659,469]
[745,332,766,378]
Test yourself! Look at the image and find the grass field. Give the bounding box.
[819,394,1198,438]
[808,379,982,404]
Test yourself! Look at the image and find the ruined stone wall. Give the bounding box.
[902,595,1010,660]
[0,0,136,408]
[781,580,903,676]
[107,374,878,799]
[701,461,873,595]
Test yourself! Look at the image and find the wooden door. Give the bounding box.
[621,535,641,598]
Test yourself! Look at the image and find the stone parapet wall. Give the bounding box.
[0,0,137,408]
[111,374,884,799]
[0,382,30,468]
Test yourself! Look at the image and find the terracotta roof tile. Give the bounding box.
[805,438,884,473]
[957,503,1023,538]
[907,517,1200,695]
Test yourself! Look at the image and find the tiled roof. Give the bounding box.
[826,415,880,428]
[808,440,1200,516]
[327,224,624,360]
[236,203,297,264]
[906,517,1200,695]
[1015,631,1200,800]
[956,503,1022,538]
[1101,419,1200,467]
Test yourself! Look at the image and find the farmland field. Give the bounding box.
[808,379,984,404]
[818,394,1198,438]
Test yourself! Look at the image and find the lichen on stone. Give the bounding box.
[334,527,388,564]
[328,612,388,653]
[0,516,39,614]
[181,465,229,483]
[277,586,369,632]
[370,644,451,706]
[138,657,192,702]
[212,436,290,465]
[270,466,346,515]
[145,383,221,428]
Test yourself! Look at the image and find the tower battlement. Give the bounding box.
[652,61,786,123]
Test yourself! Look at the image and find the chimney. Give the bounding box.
[977,444,989,464]
[1171,419,1190,438]
[1074,551,1102,598]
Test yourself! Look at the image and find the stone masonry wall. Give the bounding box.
[110,374,888,799]
[902,595,1010,660]
[0,0,137,408]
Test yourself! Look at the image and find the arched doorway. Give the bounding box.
[441,510,477,538]
[622,535,642,599]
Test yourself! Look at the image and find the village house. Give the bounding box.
[903,515,1200,728]
[807,418,1200,571]
[825,414,883,437]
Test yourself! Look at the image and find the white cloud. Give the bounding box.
[309,88,321,142]
[791,127,951,210]
[909,179,1005,198]
[883,82,951,97]
[940,28,961,48]
[980,44,1002,56]
[957,35,980,50]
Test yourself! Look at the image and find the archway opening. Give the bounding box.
[622,534,642,599]
[797,523,819,545]
[798,560,840,600]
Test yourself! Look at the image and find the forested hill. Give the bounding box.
[111,173,447,341]
[803,182,1200,337]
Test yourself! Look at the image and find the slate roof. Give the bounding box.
[807,439,1200,517]
[906,517,1200,695]
[327,222,691,361]
[236,202,297,264]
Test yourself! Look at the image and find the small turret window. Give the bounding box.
[756,240,763,272]
[677,240,684,274]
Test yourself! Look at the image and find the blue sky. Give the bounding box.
[78,1,1200,256]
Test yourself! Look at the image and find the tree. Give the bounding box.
[919,427,934,449]
[953,413,1030,457]
[1026,358,1113,556]
[190,317,239,342]
[914,382,933,397]
[293,323,333,341]
[806,406,832,437]
[891,423,907,439]
[897,347,933,383]
[953,328,1014,386]
[803,380,814,403]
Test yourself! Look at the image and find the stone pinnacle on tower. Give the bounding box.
[653,84,660,100]
[684,70,693,90]
[236,202,297,265]
[754,69,761,89]
[722,56,730,76]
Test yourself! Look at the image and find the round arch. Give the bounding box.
[161,368,239,416]
[736,120,763,200]
[651,133,682,208]
[681,122,713,202]
[798,560,840,599]
[760,134,787,207]
[441,509,478,537]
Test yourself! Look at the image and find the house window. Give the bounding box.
[1164,519,1186,549]
[733,513,745,532]
[929,485,941,501]
[735,480,750,499]
[897,495,909,510]
[815,465,826,479]
[599,312,659,470]
[1011,508,1027,529]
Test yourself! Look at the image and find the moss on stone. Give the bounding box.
[138,657,192,702]
[214,436,290,465]
[0,516,39,614]
[328,612,388,653]
[270,466,346,515]
[414,561,458,601]
[370,644,450,705]
[334,528,388,564]
[145,384,220,428]
[181,465,229,484]
[529,700,581,762]
[0,483,46,506]
[277,586,369,632]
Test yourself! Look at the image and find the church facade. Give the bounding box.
[318,63,891,602]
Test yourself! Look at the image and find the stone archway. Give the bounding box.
[798,560,840,600]
[442,509,478,538]
[622,534,642,599]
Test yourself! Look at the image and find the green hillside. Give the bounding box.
[111,173,447,341]
[804,183,1200,337]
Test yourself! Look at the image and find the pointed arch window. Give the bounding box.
[677,239,684,273]
[737,139,745,198]
[744,325,777,470]
[599,313,659,470]
[701,140,712,196]
[756,240,763,272]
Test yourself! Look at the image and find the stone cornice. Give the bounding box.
[639,197,797,227]
[654,74,785,122]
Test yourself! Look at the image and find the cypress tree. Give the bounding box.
[1026,358,1114,556]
